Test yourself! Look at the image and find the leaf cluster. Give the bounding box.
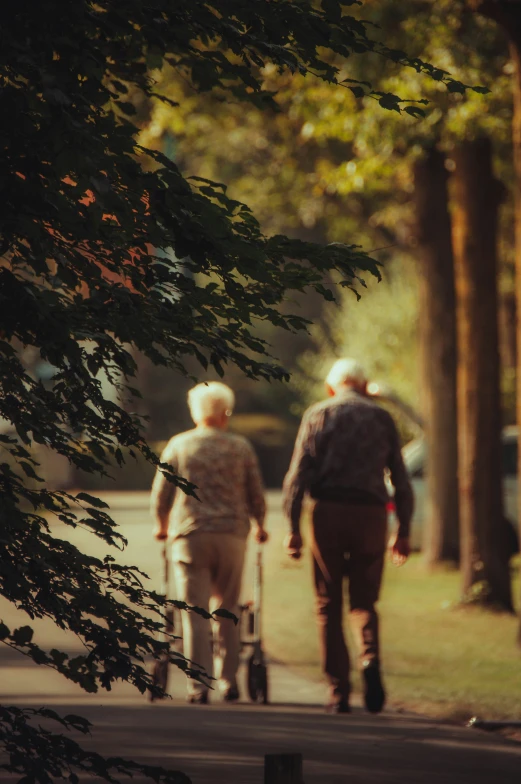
[0,706,190,784]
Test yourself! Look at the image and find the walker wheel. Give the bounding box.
[149,657,169,701]
[247,653,268,704]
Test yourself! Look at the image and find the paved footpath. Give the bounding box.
[3,659,521,784]
[1,492,521,783]
[70,702,521,784]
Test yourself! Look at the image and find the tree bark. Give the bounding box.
[414,147,459,564]
[452,138,513,610]
[508,18,521,636]
[469,0,521,631]
[499,290,517,375]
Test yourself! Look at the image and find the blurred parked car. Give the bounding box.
[367,384,518,552]
[395,427,518,551]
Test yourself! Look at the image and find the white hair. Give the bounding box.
[326,358,367,391]
[187,382,235,424]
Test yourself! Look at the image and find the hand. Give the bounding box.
[154,528,168,542]
[388,533,410,566]
[284,532,303,560]
[253,525,269,544]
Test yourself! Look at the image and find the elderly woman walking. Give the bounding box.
[151,381,268,704]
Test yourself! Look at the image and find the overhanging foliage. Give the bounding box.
[0,1,470,780]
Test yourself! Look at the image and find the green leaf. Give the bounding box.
[50,649,69,667]
[12,625,34,646]
[349,85,366,99]
[212,608,238,624]
[378,93,401,112]
[111,80,128,94]
[19,461,44,481]
[321,0,343,23]
[114,101,137,115]
[75,493,109,508]
[446,80,467,94]
[0,622,10,639]
[404,105,425,119]
[63,714,92,733]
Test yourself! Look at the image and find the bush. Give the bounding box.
[71,415,298,491]
[230,414,298,488]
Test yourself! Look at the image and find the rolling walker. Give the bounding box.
[150,541,269,704]
[239,545,269,704]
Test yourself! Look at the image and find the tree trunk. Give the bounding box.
[499,290,517,426]
[469,0,521,631]
[508,22,521,636]
[499,290,517,375]
[414,147,459,565]
[452,138,513,611]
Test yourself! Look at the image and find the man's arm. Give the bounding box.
[150,441,178,541]
[282,409,318,538]
[244,442,268,543]
[387,415,414,545]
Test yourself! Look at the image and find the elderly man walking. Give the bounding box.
[151,381,268,705]
[283,359,413,714]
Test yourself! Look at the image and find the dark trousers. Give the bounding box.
[310,501,388,702]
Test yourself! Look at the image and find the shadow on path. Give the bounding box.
[3,701,518,784]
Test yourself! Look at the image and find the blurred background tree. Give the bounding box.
[126,0,521,610]
[20,0,514,604]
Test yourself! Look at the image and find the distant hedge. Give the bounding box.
[69,414,297,491]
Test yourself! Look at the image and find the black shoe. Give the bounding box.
[188,692,209,705]
[362,661,385,714]
[223,686,240,703]
[327,699,351,714]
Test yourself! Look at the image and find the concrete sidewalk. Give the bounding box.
[2,651,521,784]
[0,648,328,708]
[2,697,520,784]
[83,703,521,784]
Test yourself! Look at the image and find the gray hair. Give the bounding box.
[187,381,235,424]
[325,358,367,391]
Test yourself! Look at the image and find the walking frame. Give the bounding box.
[150,540,269,704]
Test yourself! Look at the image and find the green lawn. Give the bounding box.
[258,517,521,721]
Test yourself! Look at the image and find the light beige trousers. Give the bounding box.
[172,531,246,697]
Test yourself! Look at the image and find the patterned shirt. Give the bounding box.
[283,390,413,537]
[151,426,266,540]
